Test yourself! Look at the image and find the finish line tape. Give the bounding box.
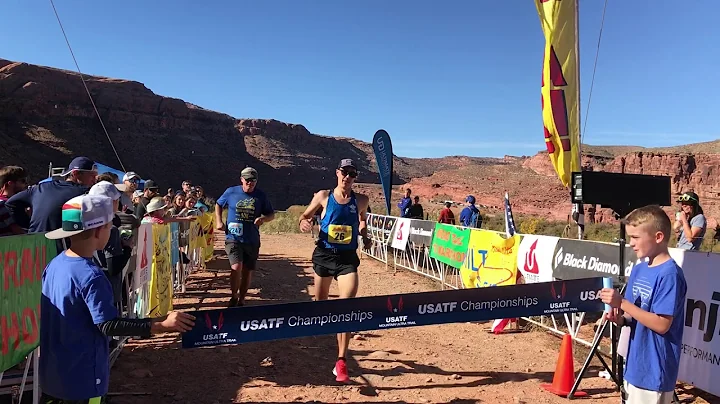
[181,277,608,348]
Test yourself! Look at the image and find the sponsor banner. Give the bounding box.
[0,234,57,372]
[382,216,397,244]
[134,224,153,291]
[182,277,606,348]
[517,235,558,284]
[171,222,180,269]
[429,224,471,268]
[372,129,394,215]
[148,224,173,317]
[367,214,385,242]
[391,218,412,250]
[552,239,637,281]
[461,230,520,288]
[408,219,434,246]
[669,249,720,397]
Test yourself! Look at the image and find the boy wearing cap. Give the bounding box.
[41,194,195,403]
[215,167,275,307]
[298,159,372,382]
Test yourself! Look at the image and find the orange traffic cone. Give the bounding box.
[541,334,587,397]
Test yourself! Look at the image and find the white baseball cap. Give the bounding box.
[45,195,115,240]
[89,181,124,200]
[123,171,140,182]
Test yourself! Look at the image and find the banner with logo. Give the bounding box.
[517,235,558,284]
[148,224,173,317]
[408,219,434,246]
[367,214,384,242]
[535,0,580,187]
[668,249,720,396]
[382,216,397,244]
[0,234,56,372]
[429,224,471,268]
[391,218,412,250]
[170,222,180,269]
[182,276,606,348]
[552,239,637,282]
[372,129,394,215]
[460,230,520,289]
[133,224,153,291]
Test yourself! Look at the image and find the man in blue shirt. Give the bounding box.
[459,195,481,228]
[397,188,412,218]
[215,167,275,307]
[600,205,686,403]
[6,157,97,252]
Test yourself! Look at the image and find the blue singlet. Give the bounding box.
[318,191,359,250]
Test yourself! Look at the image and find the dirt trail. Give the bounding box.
[109,234,712,404]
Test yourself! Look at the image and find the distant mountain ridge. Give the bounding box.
[1,57,717,221]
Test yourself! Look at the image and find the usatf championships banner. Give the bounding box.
[182,277,607,348]
[461,230,520,289]
[535,0,580,187]
[372,129,394,215]
[0,234,56,372]
[429,223,470,268]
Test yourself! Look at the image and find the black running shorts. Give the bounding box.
[225,241,260,270]
[312,246,359,279]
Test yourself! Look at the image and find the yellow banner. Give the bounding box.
[148,224,173,317]
[199,213,215,262]
[460,230,520,289]
[536,0,580,187]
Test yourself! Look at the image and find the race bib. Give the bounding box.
[228,222,244,237]
[328,224,352,245]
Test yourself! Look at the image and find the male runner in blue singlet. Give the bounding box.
[299,158,371,383]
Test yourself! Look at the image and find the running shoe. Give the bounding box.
[228,297,239,307]
[332,359,349,382]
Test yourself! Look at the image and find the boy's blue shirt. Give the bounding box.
[41,252,118,400]
[624,257,686,392]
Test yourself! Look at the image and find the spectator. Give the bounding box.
[88,181,131,307]
[167,192,186,216]
[141,197,169,224]
[121,171,141,212]
[674,191,707,250]
[131,190,143,206]
[0,165,28,236]
[408,196,424,219]
[438,202,455,224]
[6,156,97,252]
[182,180,192,194]
[134,179,159,219]
[40,194,195,403]
[459,195,481,228]
[398,188,412,218]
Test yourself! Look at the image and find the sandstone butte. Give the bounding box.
[1,58,718,226]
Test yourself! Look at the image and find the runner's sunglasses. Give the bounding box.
[340,169,358,178]
[677,194,698,203]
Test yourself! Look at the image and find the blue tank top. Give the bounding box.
[318,190,359,250]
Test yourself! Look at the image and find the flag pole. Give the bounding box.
[574,0,584,240]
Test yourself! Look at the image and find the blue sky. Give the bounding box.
[1,1,718,158]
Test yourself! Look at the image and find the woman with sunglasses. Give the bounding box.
[674,191,706,250]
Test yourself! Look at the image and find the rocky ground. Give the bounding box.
[107,233,715,404]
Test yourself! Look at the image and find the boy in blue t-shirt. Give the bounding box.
[599,205,687,404]
[41,194,195,403]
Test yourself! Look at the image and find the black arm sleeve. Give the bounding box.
[97,317,154,338]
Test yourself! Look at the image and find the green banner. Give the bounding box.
[0,234,57,372]
[429,223,471,268]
